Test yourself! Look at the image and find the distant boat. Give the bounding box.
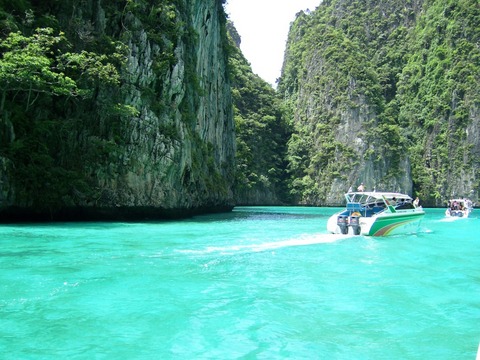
[445,198,473,218]
[327,191,425,236]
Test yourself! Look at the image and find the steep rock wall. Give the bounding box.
[0,0,235,220]
[280,4,417,205]
[279,0,479,206]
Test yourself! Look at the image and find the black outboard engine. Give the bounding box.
[350,215,361,235]
[337,215,348,234]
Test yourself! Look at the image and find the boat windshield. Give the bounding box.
[353,193,370,204]
[346,193,385,205]
[347,192,412,202]
[344,192,414,212]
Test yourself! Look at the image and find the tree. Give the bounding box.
[0,27,122,113]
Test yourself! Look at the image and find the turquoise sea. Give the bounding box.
[1,207,479,359]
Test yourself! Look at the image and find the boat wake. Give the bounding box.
[177,233,353,256]
[440,216,463,222]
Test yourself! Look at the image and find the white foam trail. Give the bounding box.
[440,216,462,222]
[178,233,352,255]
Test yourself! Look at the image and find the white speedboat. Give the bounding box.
[445,198,473,218]
[327,192,425,236]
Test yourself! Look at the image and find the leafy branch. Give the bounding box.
[0,27,124,112]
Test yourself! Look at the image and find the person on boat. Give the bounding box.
[357,183,365,192]
[413,197,419,207]
[390,197,397,206]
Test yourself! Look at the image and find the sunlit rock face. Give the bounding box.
[279,0,479,206]
[0,0,235,220]
[91,0,235,213]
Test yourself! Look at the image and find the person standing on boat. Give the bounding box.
[413,197,420,207]
[357,183,365,192]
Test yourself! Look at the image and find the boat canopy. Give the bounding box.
[345,192,412,205]
[341,192,414,216]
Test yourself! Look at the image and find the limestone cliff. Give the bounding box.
[279,0,479,206]
[0,0,235,220]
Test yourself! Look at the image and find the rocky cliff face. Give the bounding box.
[93,0,235,212]
[279,0,479,206]
[0,0,235,220]
[279,3,418,205]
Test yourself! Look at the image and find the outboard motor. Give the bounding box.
[337,215,348,234]
[350,215,361,235]
[451,210,461,217]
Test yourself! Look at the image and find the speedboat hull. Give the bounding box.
[327,209,424,236]
[445,209,470,218]
[359,210,424,236]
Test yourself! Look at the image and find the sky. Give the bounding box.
[224,0,321,87]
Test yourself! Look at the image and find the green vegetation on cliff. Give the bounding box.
[397,0,480,204]
[278,0,479,206]
[0,18,127,209]
[0,0,235,220]
[227,23,291,204]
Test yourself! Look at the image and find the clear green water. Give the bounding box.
[1,207,479,359]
